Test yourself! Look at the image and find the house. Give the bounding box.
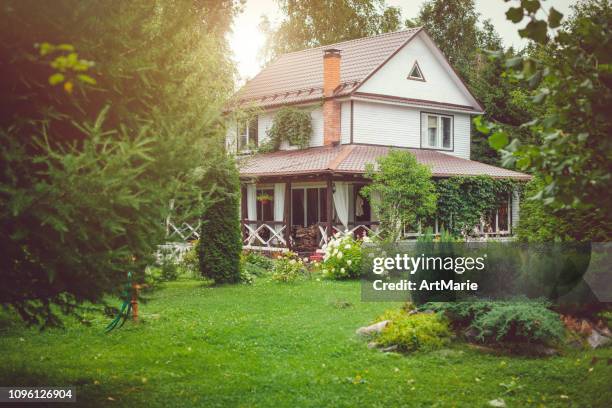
[226,27,530,253]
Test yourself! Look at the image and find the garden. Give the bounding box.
[1,0,611,407]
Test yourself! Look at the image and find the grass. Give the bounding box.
[1,279,611,407]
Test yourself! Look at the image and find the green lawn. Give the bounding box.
[1,279,611,407]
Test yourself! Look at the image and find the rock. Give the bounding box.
[381,344,398,352]
[488,398,506,407]
[464,327,479,341]
[356,320,389,336]
[587,329,612,349]
[421,309,435,314]
[367,341,379,349]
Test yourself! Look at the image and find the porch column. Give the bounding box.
[240,186,248,221]
[283,181,291,249]
[326,175,333,241]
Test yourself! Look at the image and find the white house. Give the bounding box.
[226,28,529,253]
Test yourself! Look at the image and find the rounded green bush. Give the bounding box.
[374,309,452,352]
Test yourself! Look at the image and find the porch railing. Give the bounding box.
[241,220,288,252]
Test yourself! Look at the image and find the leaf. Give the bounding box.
[48,73,65,85]
[77,74,97,85]
[506,7,524,23]
[548,7,563,28]
[519,20,548,43]
[63,81,74,93]
[488,132,509,150]
[505,56,523,69]
[522,0,540,13]
[473,116,491,135]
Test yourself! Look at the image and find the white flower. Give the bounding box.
[344,244,351,249]
[289,259,296,264]
[303,257,309,263]
[322,269,328,274]
[363,236,371,243]
[340,267,346,274]
[337,251,343,259]
[347,260,352,266]
[333,248,338,255]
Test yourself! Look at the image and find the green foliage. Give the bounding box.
[259,0,402,62]
[362,150,437,241]
[262,106,313,151]
[179,243,200,277]
[434,176,516,237]
[242,251,274,271]
[476,0,612,240]
[199,155,242,284]
[321,233,364,279]
[2,280,611,406]
[424,299,565,345]
[374,309,452,352]
[271,252,306,283]
[516,178,572,242]
[0,0,237,326]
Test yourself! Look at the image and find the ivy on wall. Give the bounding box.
[433,176,517,236]
[261,106,312,151]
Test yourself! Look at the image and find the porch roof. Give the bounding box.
[238,144,531,181]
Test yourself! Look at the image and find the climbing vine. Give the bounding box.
[262,106,312,151]
[433,176,517,236]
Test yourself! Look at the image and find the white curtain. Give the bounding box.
[274,183,285,233]
[333,181,349,228]
[246,184,257,221]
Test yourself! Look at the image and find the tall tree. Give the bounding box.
[259,0,402,63]
[0,0,241,325]
[479,0,612,240]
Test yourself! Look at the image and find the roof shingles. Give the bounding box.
[238,145,531,180]
[235,29,421,108]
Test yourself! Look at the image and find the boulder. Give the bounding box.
[587,329,612,349]
[356,320,389,336]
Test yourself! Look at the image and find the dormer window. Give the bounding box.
[407,61,424,81]
[238,116,258,151]
[421,112,453,150]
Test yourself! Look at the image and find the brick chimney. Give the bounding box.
[323,48,341,146]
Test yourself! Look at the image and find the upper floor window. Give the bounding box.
[421,113,453,150]
[238,116,258,151]
[407,61,425,81]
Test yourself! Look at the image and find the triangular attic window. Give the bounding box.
[408,61,424,81]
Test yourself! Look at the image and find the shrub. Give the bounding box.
[321,233,363,279]
[179,242,200,276]
[271,252,305,283]
[374,309,452,352]
[424,298,565,345]
[199,155,242,284]
[242,251,274,271]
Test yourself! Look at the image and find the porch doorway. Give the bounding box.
[291,186,328,252]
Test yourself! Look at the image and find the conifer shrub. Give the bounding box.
[199,156,242,284]
[374,309,452,352]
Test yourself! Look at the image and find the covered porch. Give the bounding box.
[240,173,380,253]
[238,144,530,253]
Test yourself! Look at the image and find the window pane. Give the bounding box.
[238,122,247,150]
[319,188,327,222]
[262,189,274,221]
[427,115,438,147]
[498,199,509,231]
[442,117,451,148]
[307,188,318,226]
[249,117,258,147]
[292,189,304,227]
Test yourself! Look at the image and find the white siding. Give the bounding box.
[352,100,471,159]
[357,32,474,107]
[340,101,351,144]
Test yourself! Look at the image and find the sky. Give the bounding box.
[229,0,578,83]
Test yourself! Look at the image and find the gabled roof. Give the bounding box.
[238,145,531,181]
[233,28,422,109]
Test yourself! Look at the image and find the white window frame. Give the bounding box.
[421,112,453,151]
[237,117,258,152]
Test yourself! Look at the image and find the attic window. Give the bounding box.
[408,61,425,81]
